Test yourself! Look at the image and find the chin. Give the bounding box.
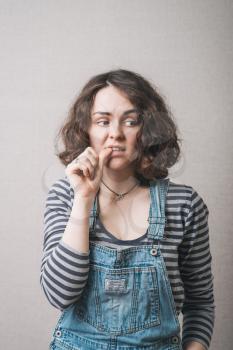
[106,158,132,170]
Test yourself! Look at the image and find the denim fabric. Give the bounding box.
[49,179,182,350]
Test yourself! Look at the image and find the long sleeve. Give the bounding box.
[178,188,215,349]
[40,178,90,310]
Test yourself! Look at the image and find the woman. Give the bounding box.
[40,69,215,350]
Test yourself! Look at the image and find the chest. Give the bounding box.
[97,188,150,241]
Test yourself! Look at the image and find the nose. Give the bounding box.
[108,120,124,139]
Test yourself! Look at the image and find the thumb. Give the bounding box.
[98,147,113,171]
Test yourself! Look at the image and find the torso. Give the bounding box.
[97,186,150,241]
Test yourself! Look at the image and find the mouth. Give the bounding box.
[105,146,126,151]
[107,147,125,157]
[111,150,125,155]
[112,148,125,152]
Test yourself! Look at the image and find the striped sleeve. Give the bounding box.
[40,178,90,310]
[179,188,215,350]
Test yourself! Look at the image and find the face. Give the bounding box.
[88,85,142,172]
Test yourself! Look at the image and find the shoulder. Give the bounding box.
[153,178,194,203]
[167,179,206,202]
[166,179,209,219]
[167,179,193,197]
[48,175,71,193]
[45,175,74,209]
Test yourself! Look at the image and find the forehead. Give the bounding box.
[92,86,134,113]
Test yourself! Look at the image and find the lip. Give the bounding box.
[108,148,125,157]
[111,149,125,153]
[110,150,125,157]
[105,145,126,151]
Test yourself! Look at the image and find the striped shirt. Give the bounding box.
[40,176,215,349]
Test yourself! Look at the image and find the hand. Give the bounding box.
[65,146,113,199]
[183,341,206,350]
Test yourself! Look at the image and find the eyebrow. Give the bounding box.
[92,108,139,116]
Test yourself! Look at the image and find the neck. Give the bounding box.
[100,168,140,200]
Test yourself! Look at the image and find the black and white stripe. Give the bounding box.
[40,176,215,349]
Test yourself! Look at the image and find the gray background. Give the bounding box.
[0,1,232,349]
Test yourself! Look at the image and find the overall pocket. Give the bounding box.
[75,265,161,335]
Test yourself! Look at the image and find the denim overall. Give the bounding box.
[50,178,182,350]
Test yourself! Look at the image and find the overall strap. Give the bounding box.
[147,178,170,241]
[89,189,99,232]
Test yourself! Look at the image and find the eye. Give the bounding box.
[95,118,140,127]
[96,120,109,126]
[124,120,138,126]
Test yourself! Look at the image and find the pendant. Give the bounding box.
[116,194,125,201]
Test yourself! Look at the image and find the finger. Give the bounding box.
[75,148,98,170]
[98,147,113,170]
[75,163,90,177]
[83,147,101,179]
[67,160,89,177]
[85,149,98,169]
[86,147,99,167]
[78,157,95,178]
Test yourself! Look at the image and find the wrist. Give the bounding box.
[73,193,95,206]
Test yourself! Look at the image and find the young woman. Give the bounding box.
[40,69,215,350]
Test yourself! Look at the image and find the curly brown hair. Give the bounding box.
[55,69,182,185]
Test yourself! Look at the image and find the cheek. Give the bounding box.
[125,126,141,140]
[127,134,138,148]
[89,129,107,148]
[125,138,139,162]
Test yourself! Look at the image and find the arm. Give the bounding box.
[178,188,215,350]
[40,178,93,310]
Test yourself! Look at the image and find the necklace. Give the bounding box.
[100,179,139,201]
